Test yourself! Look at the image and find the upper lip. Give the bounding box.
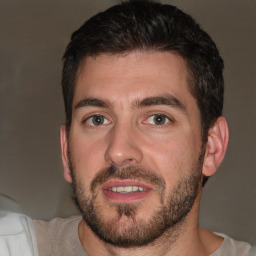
[101,179,153,191]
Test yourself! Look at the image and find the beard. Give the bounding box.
[69,154,203,248]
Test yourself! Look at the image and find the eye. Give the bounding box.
[85,115,111,126]
[146,114,171,125]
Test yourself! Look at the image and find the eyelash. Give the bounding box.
[83,114,111,127]
[83,112,174,128]
[143,113,173,127]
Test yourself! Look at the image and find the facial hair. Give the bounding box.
[69,157,203,248]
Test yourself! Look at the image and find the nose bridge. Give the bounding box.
[104,120,143,166]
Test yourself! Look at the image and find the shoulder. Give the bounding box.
[33,215,82,238]
[0,210,32,234]
[0,211,39,256]
[33,215,83,256]
[213,233,256,256]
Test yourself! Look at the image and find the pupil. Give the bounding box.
[154,115,165,125]
[93,116,103,125]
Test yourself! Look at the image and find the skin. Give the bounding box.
[61,51,229,256]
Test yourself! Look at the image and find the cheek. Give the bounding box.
[143,132,201,182]
[69,134,107,183]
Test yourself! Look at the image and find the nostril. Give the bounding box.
[125,158,137,164]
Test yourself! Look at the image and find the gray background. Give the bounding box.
[0,0,255,244]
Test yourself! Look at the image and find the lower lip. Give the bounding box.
[102,189,151,203]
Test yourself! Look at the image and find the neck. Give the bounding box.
[78,193,223,256]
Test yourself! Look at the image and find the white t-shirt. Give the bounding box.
[0,211,255,256]
[0,211,39,256]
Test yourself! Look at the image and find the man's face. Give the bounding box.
[62,52,204,246]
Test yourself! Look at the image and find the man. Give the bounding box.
[0,1,255,255]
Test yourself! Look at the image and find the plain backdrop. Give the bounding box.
[0,0,255,244]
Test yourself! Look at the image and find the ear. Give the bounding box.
[60,125,72,183]
[202,116,229,177]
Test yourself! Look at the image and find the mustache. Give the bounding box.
[90,165,166,195]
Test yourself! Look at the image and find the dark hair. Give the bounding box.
[62,0,224,145]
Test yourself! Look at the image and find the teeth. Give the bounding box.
[110,186,145,193]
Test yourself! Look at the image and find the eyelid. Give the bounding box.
[81,111,110,122]
[142,112,174,126]
[83,113,112,126]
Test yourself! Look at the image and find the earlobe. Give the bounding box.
[60,125,72,183]
[202,116,229,177]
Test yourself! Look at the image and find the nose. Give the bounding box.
[104,123,143,167]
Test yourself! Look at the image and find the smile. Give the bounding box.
[102,180,152,202]
[109,186,146,193]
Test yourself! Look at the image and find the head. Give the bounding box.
[62,0,224,144]
[60,0,228,248]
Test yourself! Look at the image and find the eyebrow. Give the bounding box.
[133,95,186,112]
[74,94,185,113]
[75,97,110,109]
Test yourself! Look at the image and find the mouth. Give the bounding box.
[109,185,146,193]
[101,179,152,203]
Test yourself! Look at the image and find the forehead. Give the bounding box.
[74,51,196,110]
